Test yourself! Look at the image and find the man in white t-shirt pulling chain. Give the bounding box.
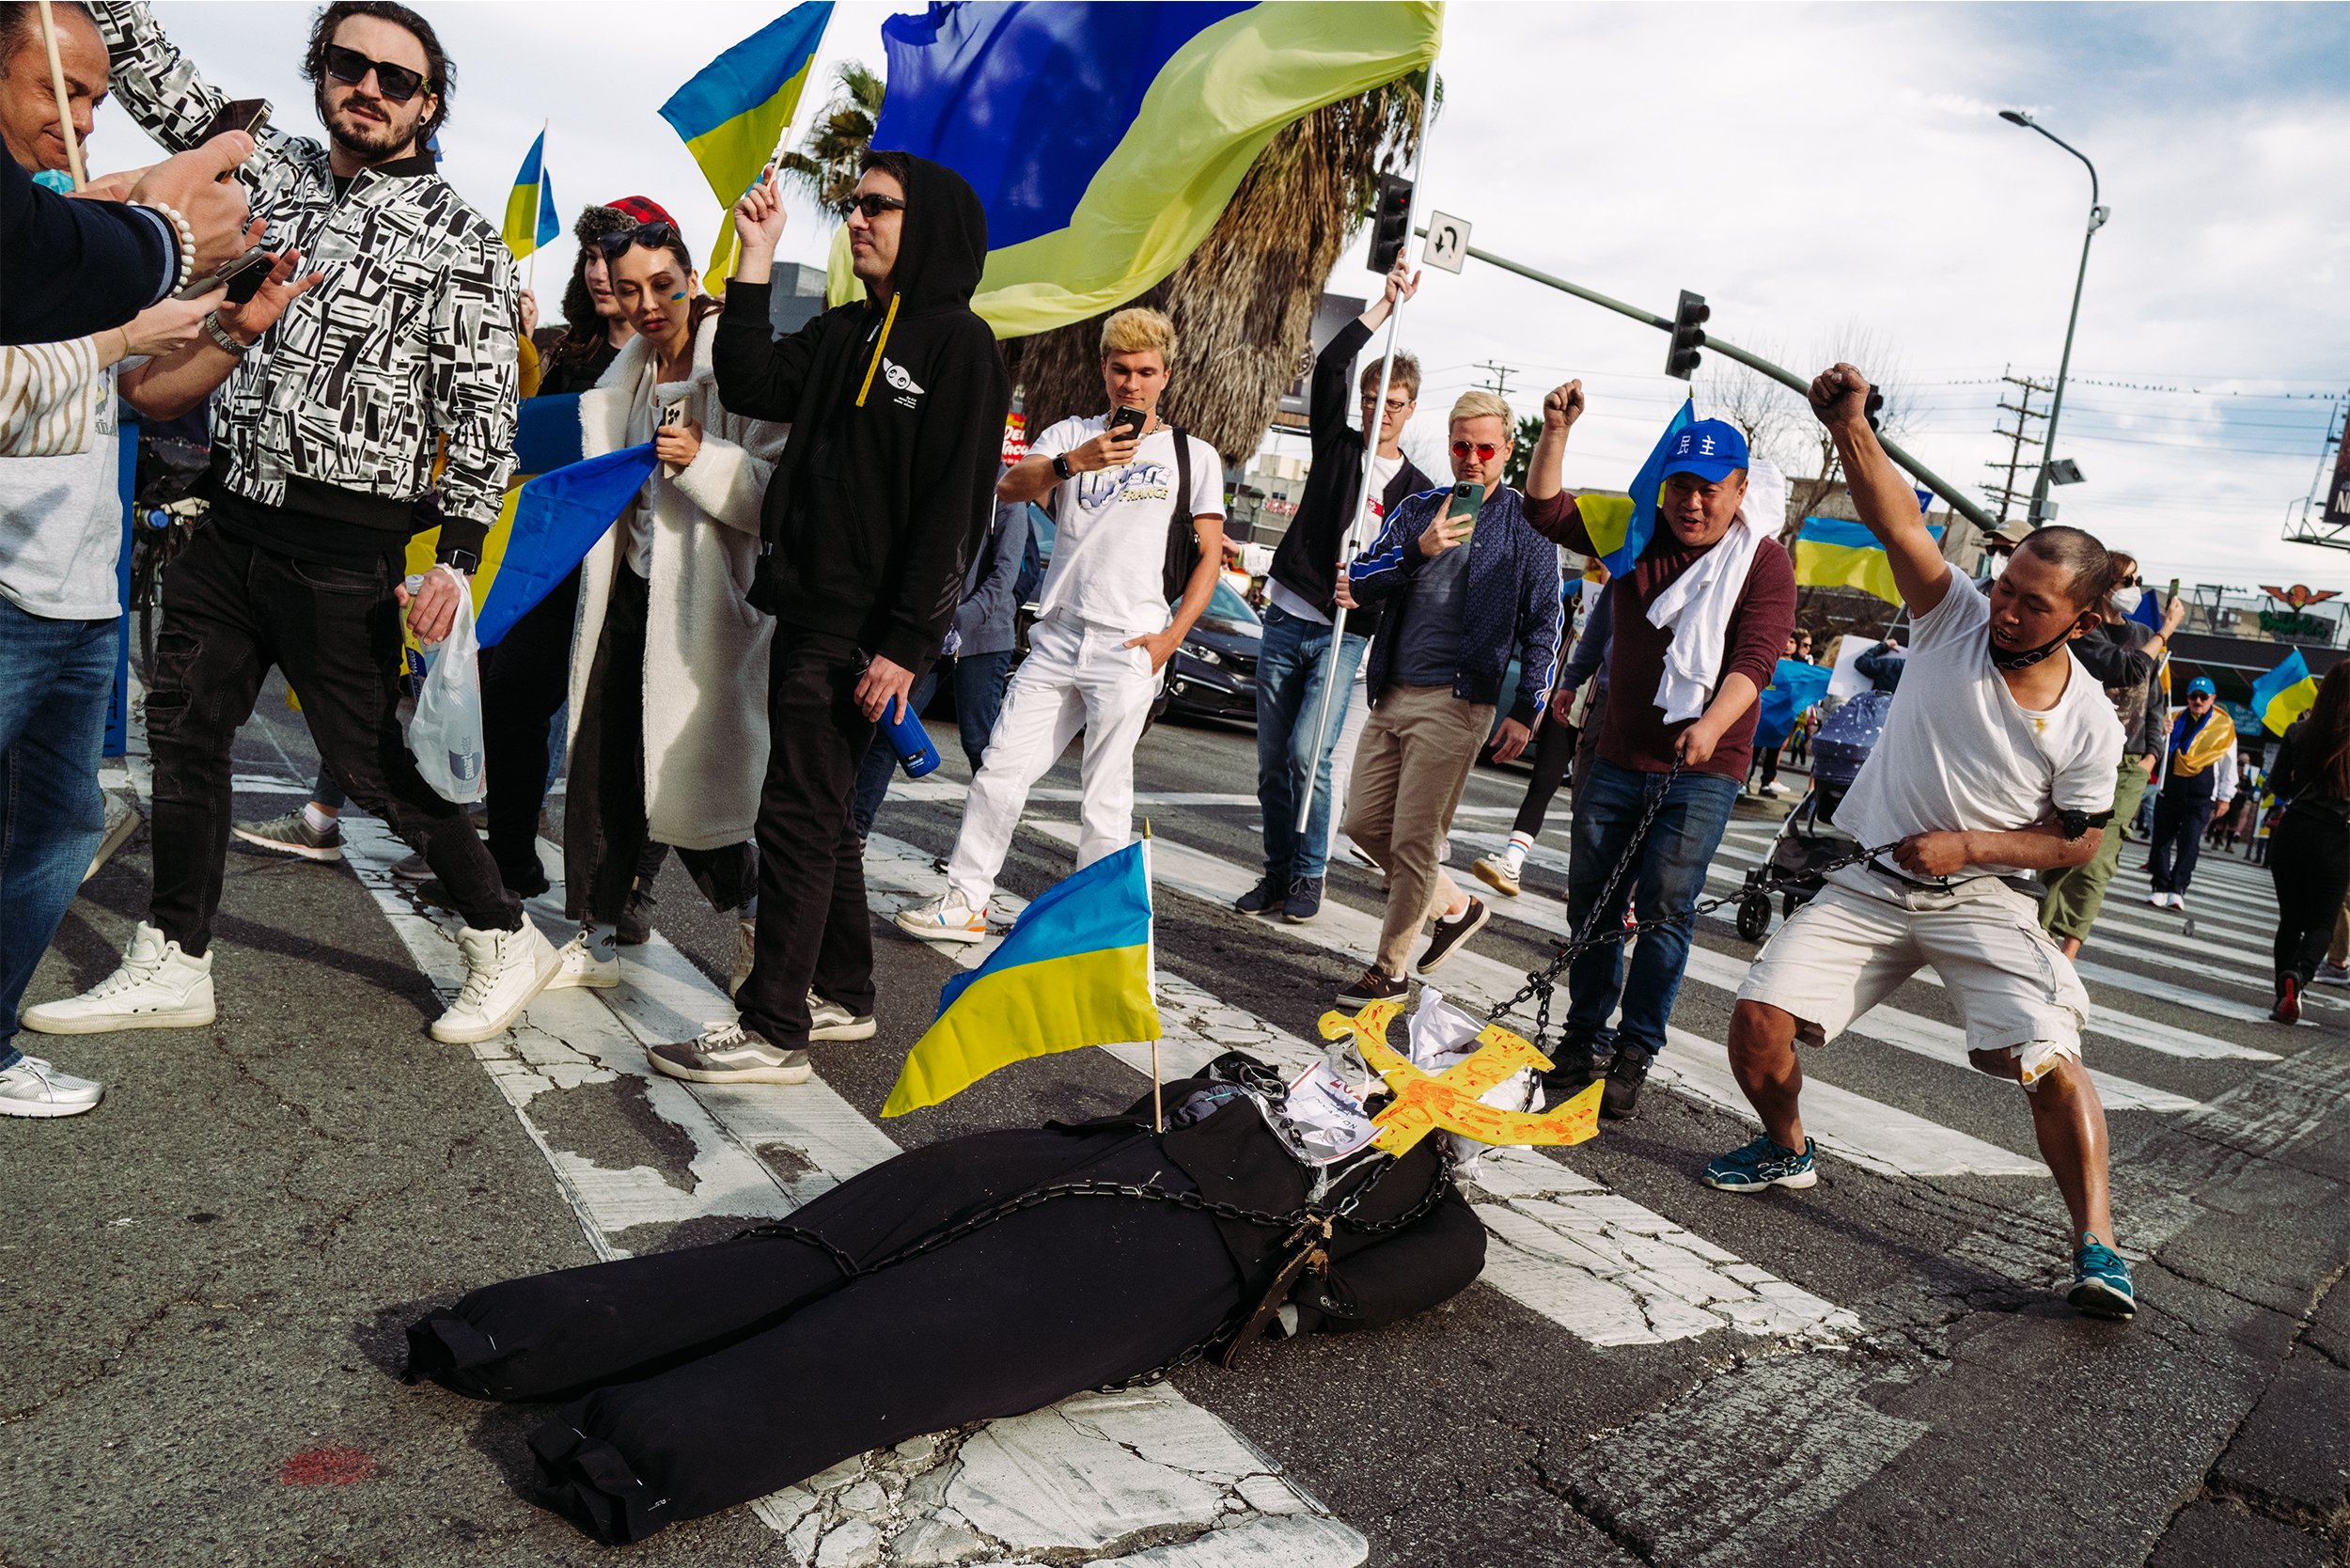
[898,307,1225,941]
[1710,364,2138,1321]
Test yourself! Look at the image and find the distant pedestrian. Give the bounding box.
[1330,389,1560,1008]
[1747,629,1807,797]
[1855,633,1905,694]
[2262,664,2350,1023]
[2146,676,2236,912]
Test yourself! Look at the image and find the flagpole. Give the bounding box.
[35,1,84,189]
[527,119,547,293]
[1143,822,1162,1132]
[1294,61,1439,839]
[728,13,836,285]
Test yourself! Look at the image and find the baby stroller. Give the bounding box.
[1733,689,1893,940]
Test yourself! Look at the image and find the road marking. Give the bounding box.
[331,816,1367,1567]
[867,832,1861,1347]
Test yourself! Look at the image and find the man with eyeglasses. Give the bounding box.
[1241,256,1434,924]
[1329,389,1560,1010]
[37,3,549,1046]
[2040,551,2186,954]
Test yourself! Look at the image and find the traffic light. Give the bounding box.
[1367,174,1413,274]
[1664,290,1708,380]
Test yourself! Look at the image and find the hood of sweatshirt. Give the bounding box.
[872,153,989,316]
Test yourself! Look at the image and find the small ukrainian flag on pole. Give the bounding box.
[501,126,558,265]
[883,840,1163,1119]
[660,0,834,288]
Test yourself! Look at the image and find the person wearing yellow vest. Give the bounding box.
[2146,676,2236,912]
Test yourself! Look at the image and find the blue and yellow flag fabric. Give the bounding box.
[501,131,558,260]
[1568,401,1692,576]
[661,1,833,288]
[2251,648,2319,736]
[866,1,1444,337]
[1792,517,1946,605]
[884,841,1163,1117]
[1754,657,1833,751]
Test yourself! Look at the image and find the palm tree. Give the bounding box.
[776,61,885,218]
[1011,74,1434,464]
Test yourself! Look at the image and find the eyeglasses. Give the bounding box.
[2116,573,2140,587]
[321,43,429,103]
[1450,441,1500,461]
[848,192,907,220]
[1361,396,1411,415]
[594,222,684,259]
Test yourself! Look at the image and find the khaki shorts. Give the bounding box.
[1735,865,2089,1088]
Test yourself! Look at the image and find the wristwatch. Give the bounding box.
[202,311,255,356]
[442,548,480,574]
[1052,453,1074,481]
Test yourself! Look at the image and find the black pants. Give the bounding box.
[2150,785,2217,895]
[149,527,519,954]
[735,628,875,1044]
[1751,741,1781,792]
[478,564,579,889]
[563,567,752,922]
[2270,805,2350,986]
[1511,713,1577,838]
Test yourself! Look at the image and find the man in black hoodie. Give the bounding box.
[650,150,1010,1085]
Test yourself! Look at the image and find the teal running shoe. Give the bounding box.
[2068,1233,2136,1319]
[1701,1135,1819,1192]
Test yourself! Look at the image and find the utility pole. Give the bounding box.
[1473,360,1517,400]
[1982,366,2051,524]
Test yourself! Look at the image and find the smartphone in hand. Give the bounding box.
[658,399,688,475]
[1108,405,1147,442]
[173,244,272,303]
[1447,480,1484,543]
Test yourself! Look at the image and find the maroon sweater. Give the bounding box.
[1525,493,1797,781]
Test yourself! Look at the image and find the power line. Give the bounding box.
[1472,360,1519,399]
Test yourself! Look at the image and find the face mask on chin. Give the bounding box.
[1989,617,2087,672]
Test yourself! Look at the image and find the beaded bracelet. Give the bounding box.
[142,201,197,293]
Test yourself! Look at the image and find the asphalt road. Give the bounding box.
[6,681,2346,1568]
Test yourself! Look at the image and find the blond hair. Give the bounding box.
[1101,306,1177,364]
[1449,388,1512,429]
[1360,351,1422,401]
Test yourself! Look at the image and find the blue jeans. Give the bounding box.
[0,600,118,1068]
[1253,604,1370,883]
[850,650,1014,841]
[1563,757,1742,1058]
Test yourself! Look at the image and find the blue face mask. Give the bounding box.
[31,168,75,194]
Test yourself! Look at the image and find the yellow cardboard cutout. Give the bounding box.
[1317,1000,1604,1155]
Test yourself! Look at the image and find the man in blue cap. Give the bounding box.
[1522,383,1796,1118]
[2145,675,2237,912]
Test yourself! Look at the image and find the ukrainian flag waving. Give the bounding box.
[2252,648,2320,735]
[501,130,557,260]
[870,1,1444,337]
[661,1,834,285]
[1793,517,1946,605]
[884,842,1163,1117]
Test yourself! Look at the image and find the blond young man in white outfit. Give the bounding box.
[1710,364,2136,1322]
[898,308,1224,941]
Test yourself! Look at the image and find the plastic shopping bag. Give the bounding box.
[401,570,487,805]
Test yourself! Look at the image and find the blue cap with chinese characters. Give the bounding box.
[1661,418,1750,482]
[2186,676,2217,697]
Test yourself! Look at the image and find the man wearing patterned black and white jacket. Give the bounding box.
[27,1,553,1048]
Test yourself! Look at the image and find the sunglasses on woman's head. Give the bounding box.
[321,43,428,102]
[594,222,685,259]
[848,192,907,220]
[1450,441,1500,461]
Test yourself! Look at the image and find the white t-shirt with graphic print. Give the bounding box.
[1030,415,1225,637]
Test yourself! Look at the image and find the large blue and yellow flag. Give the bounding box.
[1792,517,1946,605]
[2251,648,2319,735]
[501,131,558,260]
[866,1,1444,336]
[884,841,1163,1117]
[1566,400,1693,576]
[661,1,833,287]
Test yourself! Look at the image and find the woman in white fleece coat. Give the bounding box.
[547,227,788,990]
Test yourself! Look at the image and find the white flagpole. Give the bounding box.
[1142,825,1162,1132]
[35,1,84,189]
[1294,62,1439,838]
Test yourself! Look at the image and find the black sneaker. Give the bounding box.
[1234,875,1284,916]
[1537,1037,1602,1103]
[1336,967,1408,1010]
[617,886,657,947]
[1282,877,1324,923]
[1416,898,1489,975]
[1600,1047,1653,1121]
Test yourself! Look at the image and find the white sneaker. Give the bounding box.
[1762,781,1787,797]
[21,922,215,1034]
[728,917,757,998]
[2146,891,2170,909]
[894,892,987,945]
[2170,894,2187,912]
[431,917,559,1043]
[808,993,876,1042]
[2312,964,2350,987]
[1471,853,1524,898]
[0,1056,103,1117]
[542,933,619,991]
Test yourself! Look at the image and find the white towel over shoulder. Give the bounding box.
[1646,460,1785,724]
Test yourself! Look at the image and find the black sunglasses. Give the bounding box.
[594,222,685,259]
[848,192,907,220]
[321,43,429,103]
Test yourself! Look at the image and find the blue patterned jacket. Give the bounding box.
[1349,483,1564,725]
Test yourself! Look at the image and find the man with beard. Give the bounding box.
[32,3,546,1046]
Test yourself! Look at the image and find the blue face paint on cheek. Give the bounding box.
[669,292,686,302]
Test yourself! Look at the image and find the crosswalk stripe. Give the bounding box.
[863,833,1862,1348]
[327,814,1367,1565]
[1094,823,2046,1179]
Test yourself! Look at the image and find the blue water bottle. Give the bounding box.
[882,698,941,777]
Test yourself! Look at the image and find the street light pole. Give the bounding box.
[2000,108,2108,526]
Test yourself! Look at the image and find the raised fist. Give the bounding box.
[1808,363,1872,427]
[1543,379,1585,431]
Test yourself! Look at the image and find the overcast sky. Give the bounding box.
[83,2,2350,593]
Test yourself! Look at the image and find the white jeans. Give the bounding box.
[946,612,1162,907]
